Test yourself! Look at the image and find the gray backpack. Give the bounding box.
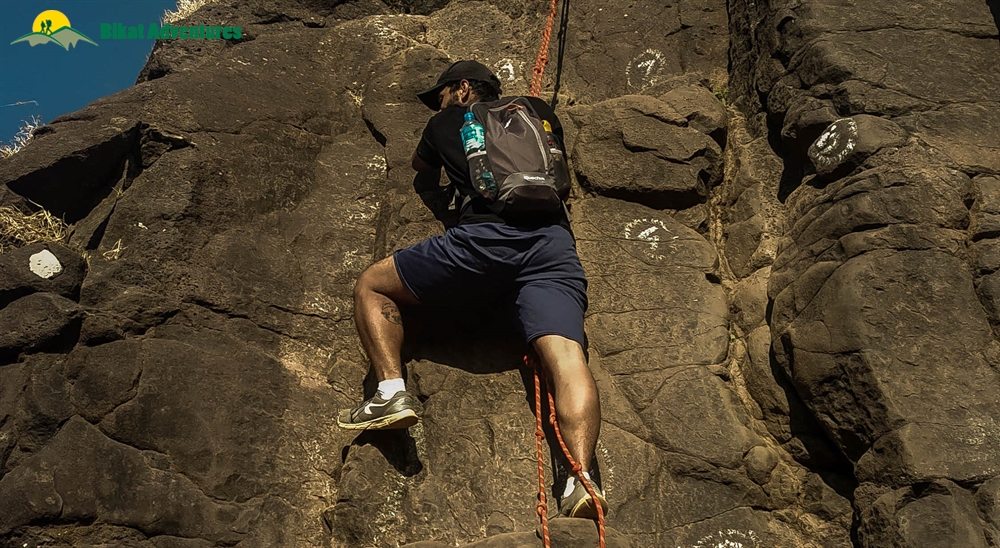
[466,97,570,215]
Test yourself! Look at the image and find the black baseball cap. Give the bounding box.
[416,60,502,111]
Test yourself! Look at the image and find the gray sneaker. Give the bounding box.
[337,390,421,430]
[558,478,609,519]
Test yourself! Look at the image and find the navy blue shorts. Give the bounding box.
[393,223,588,347]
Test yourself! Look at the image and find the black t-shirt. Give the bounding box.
[415,96,570,229]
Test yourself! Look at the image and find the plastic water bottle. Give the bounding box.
[461,112,498,200]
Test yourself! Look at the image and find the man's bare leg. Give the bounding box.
[531,334,600,473]
[338,255,423,430]
[352,255,419,381]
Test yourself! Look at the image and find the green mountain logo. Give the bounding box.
[10,10,97,51]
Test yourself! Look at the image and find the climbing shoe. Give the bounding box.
[558,478,609,519]
[337,390,421,430]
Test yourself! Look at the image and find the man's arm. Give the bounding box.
[411,149,436,172]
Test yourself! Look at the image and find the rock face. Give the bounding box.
[0,0,995,547]
[728,0,1000,547]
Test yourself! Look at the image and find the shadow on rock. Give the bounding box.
[343,429,424,477]
[989,0,1000,43]
[768,340,858,502]
[342,306,531,478]
[402,305,531,375]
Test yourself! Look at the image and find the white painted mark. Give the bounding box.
[810,118,858,167]
[495,58,519,82]
[28,249,62,279]
[624,218,672,260]
[367,15,398,39]
[678,529,760,548]
[360,15,417,55]
[626,49,666,92]
[637,226,659,240]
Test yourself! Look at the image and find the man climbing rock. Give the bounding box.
[337,60,607,519]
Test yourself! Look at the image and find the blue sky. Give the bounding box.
[1,0,179,144]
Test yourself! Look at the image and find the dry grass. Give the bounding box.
[348,88,365,108]
[162,0,219,24]
[0,116,43,159]
[102,238,125,260]
[0,205,68,254]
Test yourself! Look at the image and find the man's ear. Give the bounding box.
[459,80,473,104]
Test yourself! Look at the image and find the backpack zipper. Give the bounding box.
[515,109,550,171]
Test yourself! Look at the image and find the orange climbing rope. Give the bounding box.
[529,0,560,97]
[525,355,607,548]
[529,354,553,545]
[525,1,608,544]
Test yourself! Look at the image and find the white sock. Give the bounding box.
[377,378,406,398]
[562,471,592,499]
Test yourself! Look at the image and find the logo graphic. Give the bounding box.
[10,10,97,51]
[362,400,390,416]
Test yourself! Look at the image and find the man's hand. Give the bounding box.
[411,150,435,172]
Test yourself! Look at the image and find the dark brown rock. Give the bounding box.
[6,523,164,548]
[657,84,728,147]
[546,0,727,104]
[730,267,770,333]
[64,341,143,423]
[723,180,784,279]
[721,135,785,206]
[859,480,988,548]
[671,203,710,234]
[640,367,758,468]
[743,325,789,437]
[978,272,1000,329]
[725,214,767,279]
[12,0,990,545]
[0,416,254,542]
[795,31,997,104]
[572,198,727,379]
[0,242,86,308]
[744,445,778,485]
[572,96,723,209]
[808,115,909,179]
[150,536,215,548]
[0,184,31,212]
[782,94,839,155]
[896,103,1000,175]
[0,292,81,363]
[0,354,73,476]
[976,477,1000,548]
[973,239,1000,276]
[972,175,1000,242]
[330,357,538,547]
[729,1,1000,544]
[663,507,777,547]
[789,0,996,39]
[0,120,142,224]
[541,518,631,548]
[95,334,294,505]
